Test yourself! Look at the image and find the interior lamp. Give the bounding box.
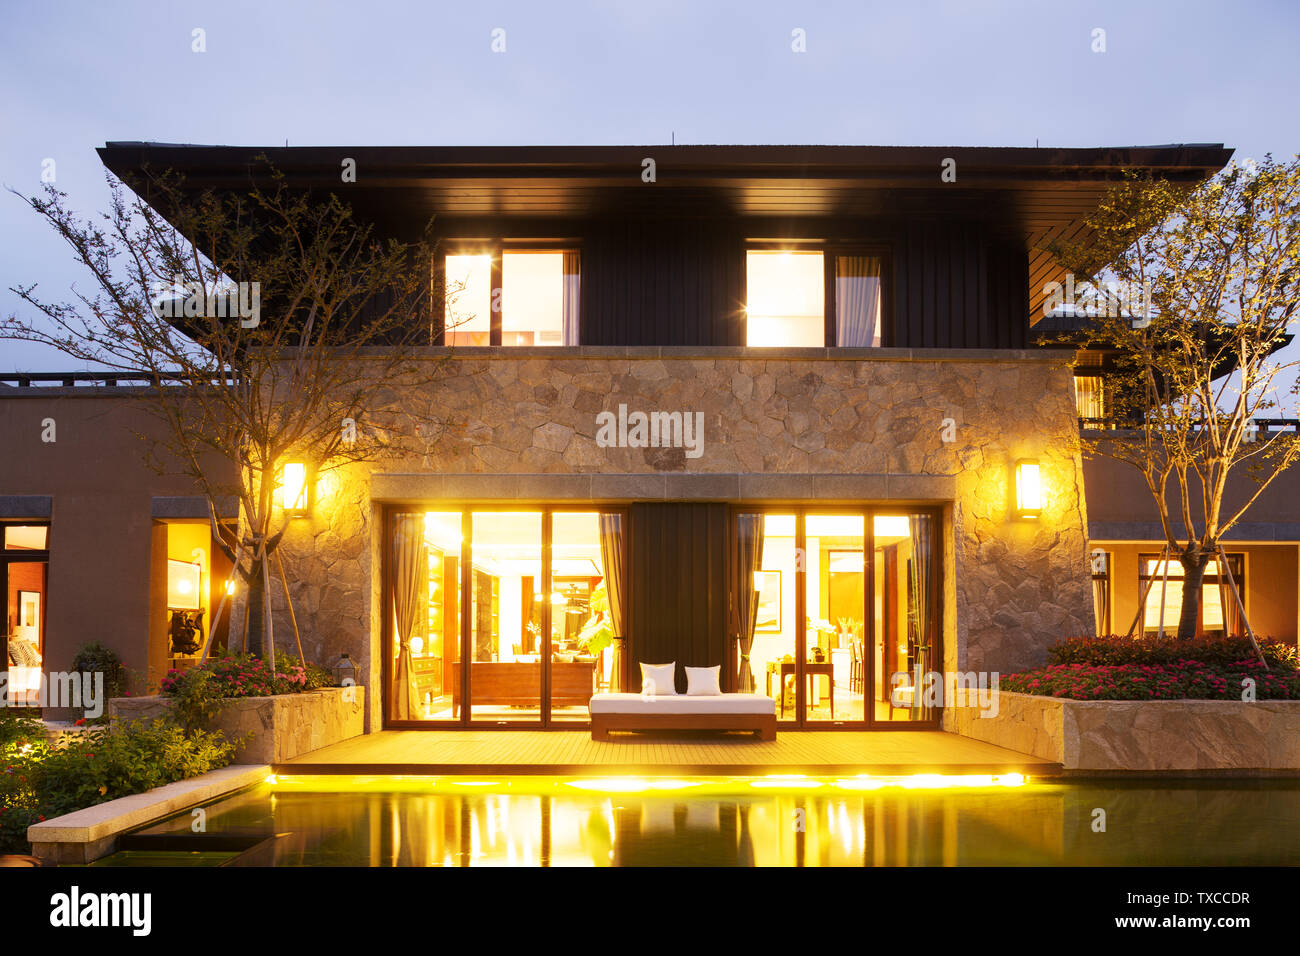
[280,461,311,516]
[1015,459,1043,518]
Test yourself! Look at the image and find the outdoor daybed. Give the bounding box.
[589,692,777,741]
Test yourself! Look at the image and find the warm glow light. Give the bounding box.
[1015,459,1043,518]
[262,773,1035,798]
[281,462,309,514]
[564,778,705,794]
[753,570,765,590]
[166,560,202,610]
[873,515,911,538]
[551,592,567,605]
[225,580,236,595]
[745,250,825,347]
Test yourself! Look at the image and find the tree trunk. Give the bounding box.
[245,558,266,656]
[1176,550,1210,641]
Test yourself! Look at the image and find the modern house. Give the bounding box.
[12,141,1292,736]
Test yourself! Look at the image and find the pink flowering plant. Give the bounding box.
[1003,658,1300,701]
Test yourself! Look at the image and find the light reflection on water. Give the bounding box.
[97,778,1300,867]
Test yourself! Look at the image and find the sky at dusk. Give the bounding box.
[1,0,1298,370]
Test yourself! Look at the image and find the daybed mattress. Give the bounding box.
[589,693,776,715]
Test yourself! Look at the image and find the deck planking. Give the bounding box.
[276,730,1060,776]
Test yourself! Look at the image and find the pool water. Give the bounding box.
[88,775,1300,867]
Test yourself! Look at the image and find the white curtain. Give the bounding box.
[835,256,882,347]
[563,251,581,346]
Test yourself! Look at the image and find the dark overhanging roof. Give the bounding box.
[97,141,1234,324]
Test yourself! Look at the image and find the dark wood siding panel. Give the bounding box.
[628,503,728,693]
[892,222,1027,349]
[581,220,744,346]
[986,240,1028,349]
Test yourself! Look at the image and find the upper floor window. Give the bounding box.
[745,251,824,347]
[443,248,580,346]
[1074,375,1109,421]
[744,248,887,348]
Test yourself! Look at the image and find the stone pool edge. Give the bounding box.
[27,763,270,864]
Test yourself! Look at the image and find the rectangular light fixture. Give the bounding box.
[1015,459,1043,518]
[281,461,310,516]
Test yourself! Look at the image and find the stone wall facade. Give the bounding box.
[258,346,1094,731]
[950,691,1300,771]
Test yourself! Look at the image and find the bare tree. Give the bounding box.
[4,162,449,664]
[1049,156,1300,643]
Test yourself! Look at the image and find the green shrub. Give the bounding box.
[70,641,128,703]
[0,708,46,748]
[0,718,235,854]
[1047,634,1298,670]
[164,668,228,732]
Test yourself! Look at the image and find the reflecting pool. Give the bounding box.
[87,774,1300,867]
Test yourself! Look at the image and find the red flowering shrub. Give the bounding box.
[1003,658,1300,701]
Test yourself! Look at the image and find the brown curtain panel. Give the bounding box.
[908,514,934,721]
[1218,555,1245,637]
[1092,568,1111,636]
[735,513,764,693]
[391,513,427,721]
[598,513,626,689]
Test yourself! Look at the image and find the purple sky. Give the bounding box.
[2,0,1298,371]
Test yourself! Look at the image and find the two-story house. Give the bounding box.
[4,141,1253,733]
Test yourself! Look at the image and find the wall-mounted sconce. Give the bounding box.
[1015,459,1043,519]
[280,461,311,517]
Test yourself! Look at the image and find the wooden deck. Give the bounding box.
[276,730,1061,776]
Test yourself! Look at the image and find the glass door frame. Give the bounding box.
[728,504,943,731]
[382,503,627,730]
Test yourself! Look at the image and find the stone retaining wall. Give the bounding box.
[949,691,1300,771]
[108,686,365,764]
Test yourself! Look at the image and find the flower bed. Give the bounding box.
[1002,659,1300,701]
[949,634,1300,770]
[1046,634,1298,670]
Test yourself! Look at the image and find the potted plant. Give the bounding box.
[577,582,618,690]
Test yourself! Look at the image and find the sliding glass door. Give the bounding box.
[803,514,866,724]
[387,507,624,727]
[732,507,940,729]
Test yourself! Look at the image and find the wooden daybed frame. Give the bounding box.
[592,711,776,741]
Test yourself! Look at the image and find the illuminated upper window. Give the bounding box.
[444,254,492,346]
[444,249,579,347]
[745,251,824,347]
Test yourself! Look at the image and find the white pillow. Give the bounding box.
[685,665,722,697]
[639,661,677,696]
